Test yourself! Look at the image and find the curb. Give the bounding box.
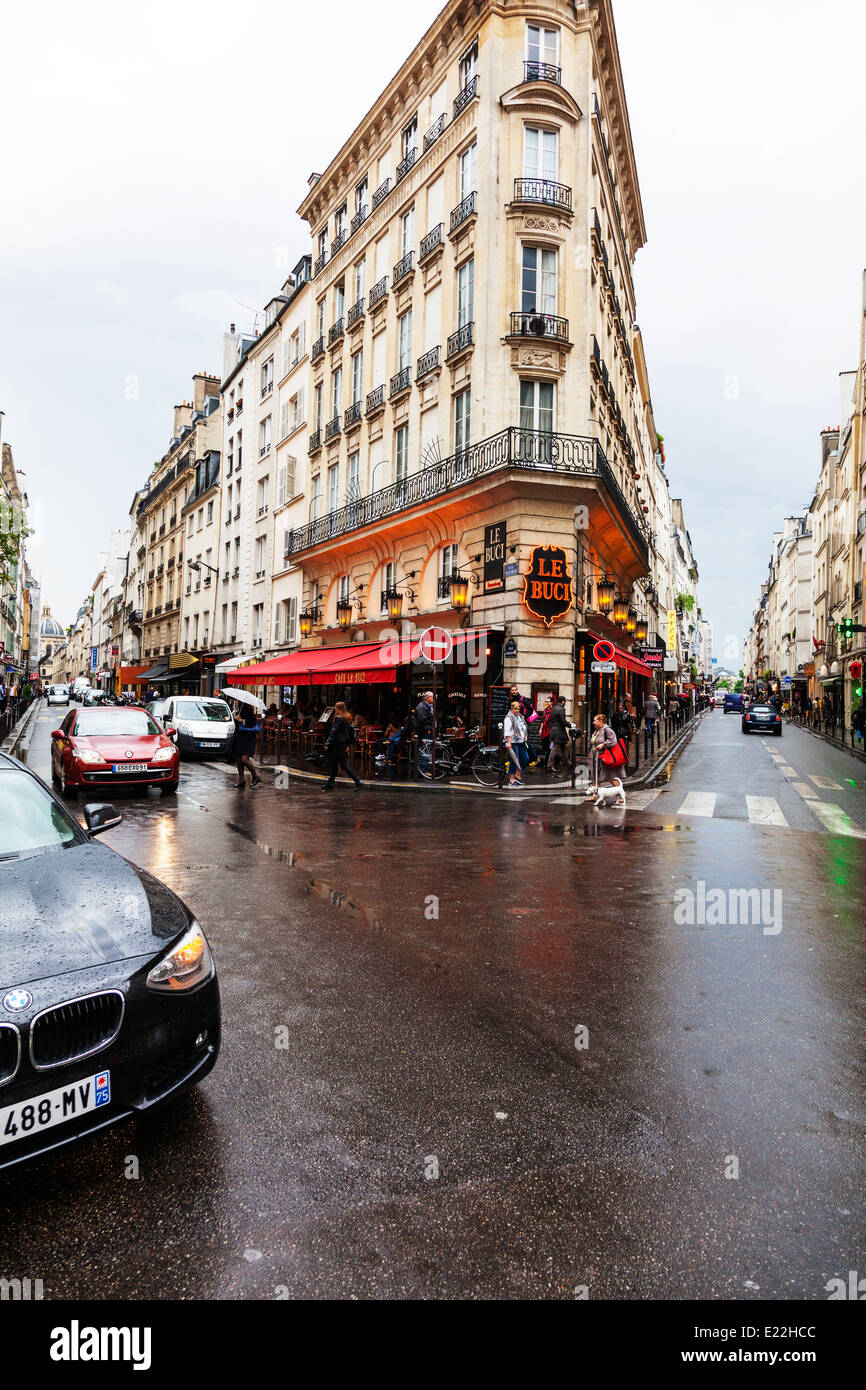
[794,722,866,765]
[0,699,41,759]
[202,757,577,796]
[623,710,709,789]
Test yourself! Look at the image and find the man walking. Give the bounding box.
[414,690,435,740]
[643,690,660,740]
[546,696,571,773]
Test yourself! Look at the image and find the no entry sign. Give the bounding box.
[418,626,453,664]
[593,639,615,663]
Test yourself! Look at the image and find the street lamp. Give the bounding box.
[298,606,319,638]
[187,558,219,578]
[626,606,637,636]
[336,599,353,631]
[449,572,471,611]
[385,589,404,622]
[596,576,616,613]
[635,616,648,643]
[613,594,629,626]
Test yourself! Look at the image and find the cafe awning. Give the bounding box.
[587,633,654,678]
[226,631,489,688]
[137,662,168,682]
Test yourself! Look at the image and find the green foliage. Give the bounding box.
[734,679,744,693]
[717,678,732,691]
[675,592,695,613]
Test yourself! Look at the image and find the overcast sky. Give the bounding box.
[1,0,863,662]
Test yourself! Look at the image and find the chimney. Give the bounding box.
[173,403,192,437]
[193,372,220,413]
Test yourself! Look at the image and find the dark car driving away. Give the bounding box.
[742,702,783,736]
[0,752,220,1171]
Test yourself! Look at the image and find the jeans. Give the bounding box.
[508,743,530,777]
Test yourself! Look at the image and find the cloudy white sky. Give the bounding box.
[1,0,864,659]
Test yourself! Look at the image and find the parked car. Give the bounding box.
[0,750,220,1171]
[50,705,180,798]
[742,702,782,736]
[46,684,69,707]
[71,679,91,703]
[712,691,725,708]
[723,692,744,714]
[159,696,235,760]
[145,698,169,723]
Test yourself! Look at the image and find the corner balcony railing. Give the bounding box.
[453,74,478,118]
[423,113,446,151]
[447,321,474,358]
[328,317,344,345]
[331,230,347,256]
[396,147,417,182]
[416,345,440,380]
[509,310,570,342]
[513,177,572,211]
[368,275,388,309]
[308,430,322,454]
[371,178,391,210]
[449,191,476,232]
[392,251,414,285]
[284,427,650,566]
[524,60,560,84]
[314,252,327,276]
[390,366,411,398]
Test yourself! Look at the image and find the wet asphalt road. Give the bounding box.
[1,704,864,1299]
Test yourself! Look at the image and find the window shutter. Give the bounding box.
[287,597,297,645]
[286,454,296,497]
[280,400,289,439]
[274,607,280,642]
[298,322,306,357]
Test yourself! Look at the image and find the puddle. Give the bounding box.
[516,815,689,837]
[225,821,382,930]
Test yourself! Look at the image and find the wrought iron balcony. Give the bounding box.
[350,205,367,235]
[393,251,414,285]
[447,321,474,358]
[368,275,388,309]
[371,178,390,210]
[284,427,650,567]
[453,74,478,118]
[366,384,385,414]
[331,230,347,256]
[513,177,572,211]
[347,297,365,327]
[324,415,341,441]
[449,191,476,232]
[591,334,602,367]
[344,401,362,429]
[509,310,570,342]
[419,223,443,260]
[314,252,327,275]
[396,147,417,182]
[328,317,344,345]
[524,60,560,84]
[416,345,440,380]
[311,335,325,362]
[308,429,322,453]
[423,113,446,151]
[390,366,411,398]
[592,206,603,243]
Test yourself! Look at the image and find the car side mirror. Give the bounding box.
[84,803,123,836]
[165,728,177,738]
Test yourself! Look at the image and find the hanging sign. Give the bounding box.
[522,545,573,627]
[483,522,506,592]
[667,609,677,651]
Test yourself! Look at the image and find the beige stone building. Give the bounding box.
[259,0,665,732]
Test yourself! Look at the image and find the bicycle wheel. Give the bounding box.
[418,740,450,781]
[471,746,502,787]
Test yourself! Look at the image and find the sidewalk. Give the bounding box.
[0,695,39,759]
[794,719,866,765]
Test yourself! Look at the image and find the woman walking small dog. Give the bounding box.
[587,713,626,808]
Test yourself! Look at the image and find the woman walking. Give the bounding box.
[234,706,261,788]
[587,712,626,807]
[504,699,530,788]
[322,701,363,790]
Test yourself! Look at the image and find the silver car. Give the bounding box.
[46,683,69,707]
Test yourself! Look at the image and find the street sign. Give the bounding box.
[418,626,453,664]
[782,676,792,685]
[591,661,616,674]
[592,639,615,663]
[504,637,518,659]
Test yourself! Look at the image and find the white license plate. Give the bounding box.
[114,763,148,772]
[0,1070,111,1147]
[201,742,221,749]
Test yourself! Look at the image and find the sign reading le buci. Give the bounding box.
[522,545,574,627]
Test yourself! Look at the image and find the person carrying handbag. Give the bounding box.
[587,713,627,807]
[322,701,363,790]
[503,700,530,788]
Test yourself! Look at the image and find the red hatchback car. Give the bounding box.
[51,706,180,798]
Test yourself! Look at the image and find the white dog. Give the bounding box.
[592,781,626,808]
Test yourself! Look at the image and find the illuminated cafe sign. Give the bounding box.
[522,545,574,627]
[483,521,506,592]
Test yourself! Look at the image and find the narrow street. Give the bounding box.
[1,702,863,1300]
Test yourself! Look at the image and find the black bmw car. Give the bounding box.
[0,751,220,1170]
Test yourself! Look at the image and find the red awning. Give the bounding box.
[226,631,489,687]
[587,632,653,678]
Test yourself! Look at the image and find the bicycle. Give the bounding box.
[416,726,503,786]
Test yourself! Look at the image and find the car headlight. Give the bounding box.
[146,921,214,992]
[151,744,176,763]
[173,720,192,734]
[76,747,108,764]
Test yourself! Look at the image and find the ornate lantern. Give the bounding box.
[385,589,404,623]
[449,573,470,611]
[613,594,629,626]
[635,616,648,643]
[298,610,314,638]
[626,606,637,635]
[596,576,616,613]
[336,599,353,631]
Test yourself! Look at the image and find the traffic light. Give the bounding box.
[840,616,854,641]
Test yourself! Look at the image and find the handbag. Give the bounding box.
[599,737,627,768]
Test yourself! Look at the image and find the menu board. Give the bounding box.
[487,685,512,742]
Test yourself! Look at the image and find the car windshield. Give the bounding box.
[174,700,232,722]
[75,710,160,737]
[0,769,81,860]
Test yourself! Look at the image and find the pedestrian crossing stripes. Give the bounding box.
[745,795,788,827]
[807,801,866,838]
[677,791,717,817]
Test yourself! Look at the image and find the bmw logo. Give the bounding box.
[3,989,32,1012]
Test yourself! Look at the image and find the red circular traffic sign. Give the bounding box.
[419,626,453,664]
[593,639,615,663]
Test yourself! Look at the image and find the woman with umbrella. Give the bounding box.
[221,688,264,789]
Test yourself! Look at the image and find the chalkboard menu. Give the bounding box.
[487,684,512,742]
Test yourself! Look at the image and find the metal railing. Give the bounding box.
[450,191,476,232]
[396,147,417,182]
[369,275,388,308]
[308,430,322,453]
[390,366,411,398]
[423,113,446,150]
[331,230,347,256]
[372,178,390,210]
[393,251,414,284]
[324,415,341,441]
[350,206,367,235]
[513,177,572,210]
[344,401,362,428]
[453,74,478,117]
[311,335,325,361]
[285,426,650,563]
[524,60,560,83]
[366,384,385,413]
[419,223,444,259]
[416,346,440,380]
[347,297,365,327]
[314,252,327,276]
[447,321,474,358]
[509,310,570,342]
[328,318,344,344]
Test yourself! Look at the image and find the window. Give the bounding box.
[328,464,339,514]
[521,246,557,313]
[354,258,366,302]
[454,389,471,455]
[255,537,266,576]
[439,544,459,591]
[401,116,417,159]
[236,430,242,469]
[275,596,297,644]
[317,229,327,262]
[187,515,194,538]
[262,358,274,393]
[257,477,269,515]
[260,416,272,453]
[351,350,363,404]
[338,574,350,604]
[518,379,555,461]
[459,142,477,199]
[280,400,290,440]
[460,39,478,86]
[291,387,304,429]
[317,299,326,338]
[524,127,558,181]
[277,461,288,508]
[355,177,368,214]
[230,601,238,637]
[335,204,347,241]
[334,279,345,320]
[252,604,264,640]
[381,561,395,611]
[398,310,413,370]
[526,23,559,68]
[331,366,342,419]
[395,425,409,481]
[314,382,323,430]
[347,451,360,501]
[284,454,296,498]
[224,541,230,574]
[221,604,228,641]
[400,206,415,257]
[310,474,321,522]
[206,500,214,524]
[197,508,204,531]
[457,258,474,328]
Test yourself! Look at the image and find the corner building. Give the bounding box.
[286,0,659,734]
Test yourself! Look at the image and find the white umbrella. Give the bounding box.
[219,688,266,713]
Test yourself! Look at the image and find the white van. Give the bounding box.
[71,678,92,702]
[159,695,235,759]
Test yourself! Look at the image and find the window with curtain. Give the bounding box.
[521,246,557,313]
